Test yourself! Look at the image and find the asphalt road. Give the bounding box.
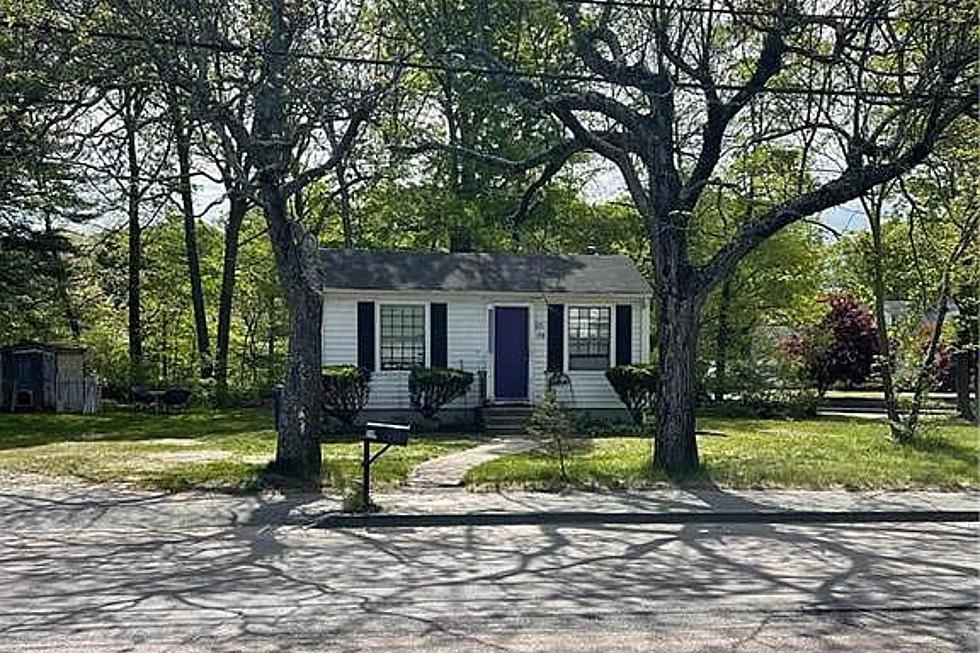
[0,482,976,652]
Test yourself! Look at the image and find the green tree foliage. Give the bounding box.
[0,0,94,341]
[692,147,827,398]
[78,211,287,399]
[366,0,583,252]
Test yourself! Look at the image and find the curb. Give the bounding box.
[315,509,979,529]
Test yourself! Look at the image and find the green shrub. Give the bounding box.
[605,364,658,424]
[717,388,821,419]
[409,367,474,419]
[526,390,576,481]
[322,366,372,426]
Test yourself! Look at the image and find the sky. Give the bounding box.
[581,165,867,241]
[86,151,869,243]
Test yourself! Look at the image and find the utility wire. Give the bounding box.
[551,0,972,24]
[14,21,975,102]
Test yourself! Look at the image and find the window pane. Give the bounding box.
[379,305,426,370]
[568,306,610,371]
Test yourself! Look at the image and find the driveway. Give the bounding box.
[0,477,976,652]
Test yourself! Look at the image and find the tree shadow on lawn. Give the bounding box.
[903,431,978,468]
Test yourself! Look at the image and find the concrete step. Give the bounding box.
[484,416,533,425]
[482,406,534,435]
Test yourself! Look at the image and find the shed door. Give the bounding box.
[493,307,529,401]
[12,354,43,407]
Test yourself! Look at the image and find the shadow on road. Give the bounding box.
[0,482,975,652]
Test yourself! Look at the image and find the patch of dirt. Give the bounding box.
[142,438,202,447]
[148,450,231,464]
[143,450,273,466]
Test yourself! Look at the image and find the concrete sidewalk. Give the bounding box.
[1,472,975,532]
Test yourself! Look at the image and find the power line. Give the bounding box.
[551,0,972,25]
[16,22,975,103]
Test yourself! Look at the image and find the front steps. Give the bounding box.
[482,404,534,435]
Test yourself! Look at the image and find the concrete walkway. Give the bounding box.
[408,437,535,487]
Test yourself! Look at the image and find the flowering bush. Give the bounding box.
[784,294,879,393]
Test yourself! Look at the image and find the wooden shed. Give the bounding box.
[0,342,99,413]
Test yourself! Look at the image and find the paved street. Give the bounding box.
[0,478,976,652]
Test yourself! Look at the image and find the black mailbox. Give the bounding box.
[358,422,411,511]
[364,422,410,446]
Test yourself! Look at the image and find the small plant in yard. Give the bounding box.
[605,364,658,424]
[322,366,372,427]
[341,483,380,514]
[408,367,474,420]
[526,390,576,481]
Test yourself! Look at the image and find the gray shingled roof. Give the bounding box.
[319,249,652,295]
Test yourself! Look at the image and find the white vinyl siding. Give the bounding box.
[323,291,650,411]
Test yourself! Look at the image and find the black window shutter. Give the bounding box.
[356,301,375,371]
[547,304,564,372]
[615,304,632,366]
[430,303,448,368]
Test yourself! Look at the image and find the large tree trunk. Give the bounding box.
[174,109,212,378]
[124,90,142,379]
[214,194,247,401]
[276,283,322,478]
[335,164,354,248]
[263,192,322,482]
[713,276,733,402]
[250,2,322,483]
[44,216,81,339]
[653,291,701,472]
[953,276,978,423]
[953,350,976,422]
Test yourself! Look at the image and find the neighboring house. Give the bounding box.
[883,299,960,329]
[319,250,653,425]
[0,342,100,413]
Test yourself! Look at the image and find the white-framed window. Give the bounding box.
[379,304,426,370]
[568,306,611,370]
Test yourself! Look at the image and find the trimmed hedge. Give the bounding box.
[604,364,658,425]
[322,365,372,426]
[409,367,474,419]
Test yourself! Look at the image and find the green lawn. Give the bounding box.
[465,417,980,490]
[0,409,477,493]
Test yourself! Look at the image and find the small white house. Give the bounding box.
[320,249,653,425]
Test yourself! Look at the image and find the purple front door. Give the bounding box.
[494,307,529,400]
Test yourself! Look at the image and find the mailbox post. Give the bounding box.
[361,422,410,510]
